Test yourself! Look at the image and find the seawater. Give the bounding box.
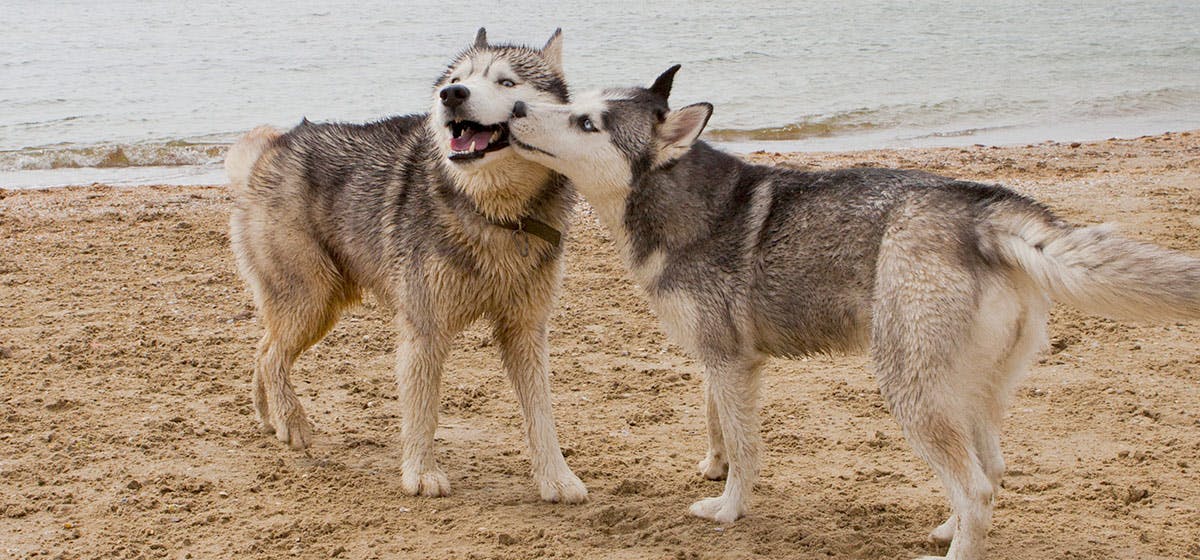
[2,0,1199,187]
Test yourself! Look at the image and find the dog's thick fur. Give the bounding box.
[225,29,588,503]
[508,68,1200,558]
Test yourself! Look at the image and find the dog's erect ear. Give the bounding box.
[473,27,488,49]
[654,102,712,167]
[541,28,564,72]
[649,65,681,101]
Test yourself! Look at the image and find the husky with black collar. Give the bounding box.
[507,67,1200,558]
[225,29,587,504]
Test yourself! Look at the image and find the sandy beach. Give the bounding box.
[1,133,1198,559]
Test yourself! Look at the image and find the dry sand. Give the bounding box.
[1,132,1198,559]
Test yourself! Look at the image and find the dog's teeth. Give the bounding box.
[469,139,477,152]
[491,130,500,142]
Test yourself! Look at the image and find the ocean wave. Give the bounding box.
[905,124,1021,140]
[704,101,965,142]
[705,86,1200,142]
[1070,87,1200,118]
[706,108,885,141]
[0,141,228,171]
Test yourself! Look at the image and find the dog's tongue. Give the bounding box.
[451,129,492,152]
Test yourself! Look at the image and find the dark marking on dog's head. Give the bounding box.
[433,29,569,103]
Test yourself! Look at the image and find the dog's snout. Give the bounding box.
[440,84,470,108]
[511,101,528,119]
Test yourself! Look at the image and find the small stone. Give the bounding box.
[331,545,347,557]
[497,533,519,545]
[218,491,229,498]
[127,480,142,490]
[1069,142,1081,148]
[0,346,11,359]
[1123,485,1150,504]
[44,399,73,411]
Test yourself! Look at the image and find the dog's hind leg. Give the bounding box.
[688,355,764,523]
[232,170,357,450]
[930,283,1050,548]
[872,242,1003,560]
[493,308,587,504]
[698,380,729,480]
[877,353,995,560]
[252,271,351,450]
[898,408,994,560]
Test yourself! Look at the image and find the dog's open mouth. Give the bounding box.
[447,120,510,161]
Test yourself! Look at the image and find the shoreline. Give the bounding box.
[1,130,1197,559]
[3,127,1198,190]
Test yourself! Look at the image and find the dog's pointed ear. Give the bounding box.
[473,27,488,49]
[654,102,712,167]
[649,65,681,101]
[541,28,564,71]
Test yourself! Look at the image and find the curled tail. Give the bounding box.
[225,125,282,190]
[987,203,1200,321]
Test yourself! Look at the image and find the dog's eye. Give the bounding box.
[579,117,598,133]
[499,79,516,87]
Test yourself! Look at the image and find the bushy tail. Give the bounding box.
[225,125,282,190]
[988,204,1200,321]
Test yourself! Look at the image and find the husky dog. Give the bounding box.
[224,29,588,503]
[507,66,1200,558]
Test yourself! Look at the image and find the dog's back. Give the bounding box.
[229,115,436,298]
[228,115,425,198]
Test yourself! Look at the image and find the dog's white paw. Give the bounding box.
[538,471,588,504]
[928,514,956,545]
[689,495,744,524]
[697,452,728,480]
[272,408,314,450]
[401,468,451,497]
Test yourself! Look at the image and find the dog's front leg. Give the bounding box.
[493,312,587,504]
[396,322,453,498]
[689,357,763,523]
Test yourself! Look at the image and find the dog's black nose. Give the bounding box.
[440,84,470,108]
[512,101,528,118]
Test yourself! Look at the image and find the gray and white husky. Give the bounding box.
[507,66,1200,559]
[225,29,587,503]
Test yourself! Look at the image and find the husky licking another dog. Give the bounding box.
[225,29,587,503]
[508,66,1200,559]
